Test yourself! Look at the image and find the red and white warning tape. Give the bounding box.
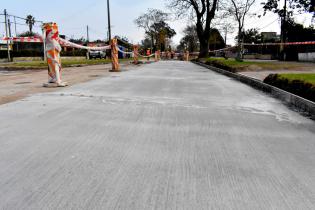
[209,41,315,53]
[1,36,112,50]
[210,46,237,53]
[1,36,43,43]
[58,38,111,50]
[142,54,155,58]
[189,52,200,55]
[139,53,155,58]
[117,47,133,55]
[242,41,315,46]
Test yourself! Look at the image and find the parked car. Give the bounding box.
[89,50,106,59]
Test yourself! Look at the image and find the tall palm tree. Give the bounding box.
[25,15,35,33]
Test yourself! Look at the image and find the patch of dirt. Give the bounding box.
[0,63,134,105]
[244,64,263,71]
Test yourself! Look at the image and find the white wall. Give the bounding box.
[298,53,315,62]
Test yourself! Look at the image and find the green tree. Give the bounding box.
[237,28,263,44]
[148,21,176,51]
[168,0,219,58]
[134,9,169,49]
[283,18,315,60]
[141,37,152,49]
[286,18,315,41]
[227,0,256,60]
[209,28,225,50]
[25,15,35,33]
[18,31,38,37]
[177,25,199,52]
[263,0,314,59]
[263,0,314,17]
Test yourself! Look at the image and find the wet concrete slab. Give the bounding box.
[0,61,315,209]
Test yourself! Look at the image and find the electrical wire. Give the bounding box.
[245,12,275,29]
[89,27,106,36]
[56,0,103,22]
[258,18,279,30]
[7,13,44,23]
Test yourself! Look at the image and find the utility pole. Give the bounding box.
[42,25,47,61]
[224,26,228,45]
[86,25,90,42]
[86,25,90,60]
[14,16,18,51]
[8,18,13,59]
[4,9,11,62]
[14,16,17,36]
[8,18,12,37]
[107,0,111,41]
[280,0,287,61]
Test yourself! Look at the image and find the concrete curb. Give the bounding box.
[193,61,315,119]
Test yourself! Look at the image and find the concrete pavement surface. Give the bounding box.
[0,61,315,209]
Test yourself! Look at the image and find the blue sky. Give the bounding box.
[0,0,187,44]
[0,0,313,45]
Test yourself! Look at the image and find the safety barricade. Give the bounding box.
[110,38,119,72]
[43,23,66,87]
[115,45,161,64]
[133,45,139,64]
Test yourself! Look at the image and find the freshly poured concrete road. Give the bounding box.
[0,61,315,209]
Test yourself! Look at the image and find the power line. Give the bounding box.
[56,0,102,22]
[9,14,43,23]
[245,13,275,28]
[89,27,106,36]
[258,18,279,30]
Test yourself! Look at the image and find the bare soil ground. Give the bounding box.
[0,63,134,105]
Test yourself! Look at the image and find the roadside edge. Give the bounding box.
[192,61,315,120]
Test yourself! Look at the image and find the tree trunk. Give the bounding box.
[196,22,210,58]
[199,38,209,58]
[151,34,154,50]
[236,27,243,61]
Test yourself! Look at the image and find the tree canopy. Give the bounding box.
[135,8,175,51]
[149,21,176,51]
[263,0,314,17]
[286,18,315,42]
[25,15,35,33]
[177,25,199,52]
[168,0,218,58]
[237,28,262,44]
[208,28,225,50]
